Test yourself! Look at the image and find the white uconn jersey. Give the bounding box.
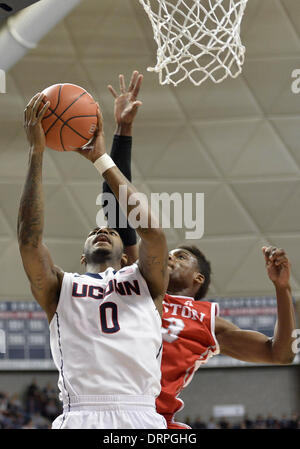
[49,263,163,407]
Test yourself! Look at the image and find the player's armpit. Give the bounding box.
[19,243,64,323]
[215,316,285,364]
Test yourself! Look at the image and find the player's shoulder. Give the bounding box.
[112,263,140,281]
[62,271,102,283]
[64,271,85,278]
[117,262,139,276]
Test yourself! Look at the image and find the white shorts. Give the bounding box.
[52,395,167,429]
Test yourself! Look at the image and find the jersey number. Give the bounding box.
[99,302,120,334]
[162,317,185,343]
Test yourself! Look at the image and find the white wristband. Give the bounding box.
[93,154,116,176]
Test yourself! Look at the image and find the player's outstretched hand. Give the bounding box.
[75,104,106,163]
[262,246,291,289]
[24,93,50,151]
[108,70,143,128]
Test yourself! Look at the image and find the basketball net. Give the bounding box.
[138,0,248,86]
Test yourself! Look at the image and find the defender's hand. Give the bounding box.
[24,93,50,151]
[75,105,106,163]
[108,70,143,127]
[262,246,291,289]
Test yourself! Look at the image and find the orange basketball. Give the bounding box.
[40,83,98,152]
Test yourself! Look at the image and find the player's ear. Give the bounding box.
[193,272,205,287]
[121,253,128,268]
[80,254,86,265]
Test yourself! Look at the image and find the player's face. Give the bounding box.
[83,227,124,263]
[167,248,200,289]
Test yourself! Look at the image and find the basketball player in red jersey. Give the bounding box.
[18,84,169,429]
[103,70,296,429]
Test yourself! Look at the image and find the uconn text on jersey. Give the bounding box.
[72,279,141,300]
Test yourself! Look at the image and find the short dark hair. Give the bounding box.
[179,245,211,300]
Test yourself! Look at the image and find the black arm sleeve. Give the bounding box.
[102,134,137,247]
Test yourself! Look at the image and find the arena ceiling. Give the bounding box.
[0,0,300,301]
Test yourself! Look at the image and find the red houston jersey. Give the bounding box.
[156,294,219,428]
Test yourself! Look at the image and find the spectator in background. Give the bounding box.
[25,378,41,415]
[40,383,61,422]
[1,410,14,429]
[243,414,253,429]
[265,413,276,429]
[207,417,219,429]
[31,411,51,429]
[8,393,23,415]
[193,416,207,429]
[254,414,265,429]
[0,392,9,413]
[25,378,39,398]
[42,383,57,402]
[218,418,232,429]
[288,412,298,429]
[273,418,282,429]
[42,398,60,422]
[280,413,289,429]
[21,415,36,429]
[184,416,192,427]
[236,420,247,429]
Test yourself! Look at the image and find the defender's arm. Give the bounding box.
[103,71,142,265]
[215,247,296,365]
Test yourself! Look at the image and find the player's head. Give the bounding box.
[81,227,127,268]
[167,245,211,300]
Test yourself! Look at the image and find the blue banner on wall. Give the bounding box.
[0,301,54,370]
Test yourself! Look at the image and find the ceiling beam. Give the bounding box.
[0,0,81,71]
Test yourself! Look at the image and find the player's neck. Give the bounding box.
[85,260,122,274]
[167,286,194,299]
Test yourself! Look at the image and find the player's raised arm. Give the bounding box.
[215,247,296,365]
[18,93,64,323]
[76,106,169,313]
[102,71,142,265]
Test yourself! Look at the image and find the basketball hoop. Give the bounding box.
[138,0,248,86]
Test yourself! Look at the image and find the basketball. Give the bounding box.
[40,83,98,152]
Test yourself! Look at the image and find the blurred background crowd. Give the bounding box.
[0,379,61,429]
[0,378,299,429]
[185,414,300,429]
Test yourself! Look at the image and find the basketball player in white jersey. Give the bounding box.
[18,80,169,429]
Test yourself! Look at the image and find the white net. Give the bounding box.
[138,0,248,86]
